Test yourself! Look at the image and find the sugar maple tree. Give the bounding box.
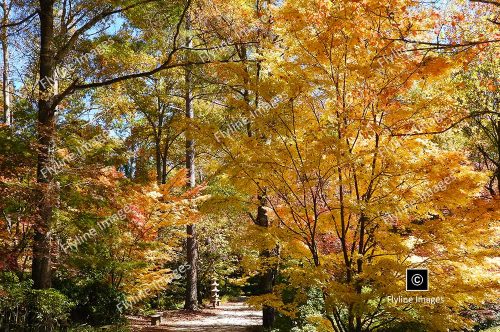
[214,0,500,330]
[117,169,208,305]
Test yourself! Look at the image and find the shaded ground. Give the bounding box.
[128,301,262,332]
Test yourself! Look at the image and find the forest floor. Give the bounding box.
[128,300,263,331]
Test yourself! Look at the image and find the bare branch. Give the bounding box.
[52,0,193,102]
[470,0,500,6]
[70,56,250,92]
[54,4,252,99]
[390,110,500,137]
[0,10,38,29]
[392,37,500,49]
[55,0,161,63]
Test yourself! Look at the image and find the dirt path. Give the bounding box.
[128,301,263,332]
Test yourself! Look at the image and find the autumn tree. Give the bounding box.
[196,0,280,323]
[1,0,223,289]
[458,49,500,196]
[0,0,12,126]
[216,0,500,330]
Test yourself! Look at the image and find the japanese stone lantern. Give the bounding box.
[210,279,221,308]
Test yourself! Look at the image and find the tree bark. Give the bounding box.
[33,0,56,289]
[1,0,11,125]
[161,155,168,184]
[255,191,276,329]
[155,138,162,185]
[184,11,198,310]
[242,30,275,326]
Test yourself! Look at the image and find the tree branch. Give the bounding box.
[392,37,500,49]
[390,110,500,137]
[0,10,38,29]
[53,0,192,101]
[71,57,249,91]
[55,0,161,64]
[470,0,500,6]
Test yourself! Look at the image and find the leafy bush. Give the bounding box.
[55,276,124,326]
[271,287,324,332]
[28,289,74,330]
[0,272,31,328]
[0,272,74,331]
[382,322,428,332]
[468,303,500,332]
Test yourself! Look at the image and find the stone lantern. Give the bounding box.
[210,279,220,308]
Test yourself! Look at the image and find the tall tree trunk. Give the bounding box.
[242,35,275,327]
[496,120,500,195]
[161,155,168,184]
[255,191,276,329]
[155,139,162,185]
[33,0,56,289]
[184,12,198,310]
[155,99,164,185]
[354,215,367,332]
[1,0,11,126]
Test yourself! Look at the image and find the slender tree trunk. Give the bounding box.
[161,155,168,184]
[354,214,367,332]
[184,12,198,310]
[33,0,56,289]
[155,100,165,185]
[1,0,11,126]
[255,191,276,329]
[497,171,500,196]
[242,36,275,327]
[261,257,276,328]
[155,139,162,185]
[496,120,500,195]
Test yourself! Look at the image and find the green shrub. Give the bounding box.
[0,272,74,331]
[270,287,324,332]
[55,277,124,326]
[382,322,428,332]
[0,272,31,328]
[28,289,74,330]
